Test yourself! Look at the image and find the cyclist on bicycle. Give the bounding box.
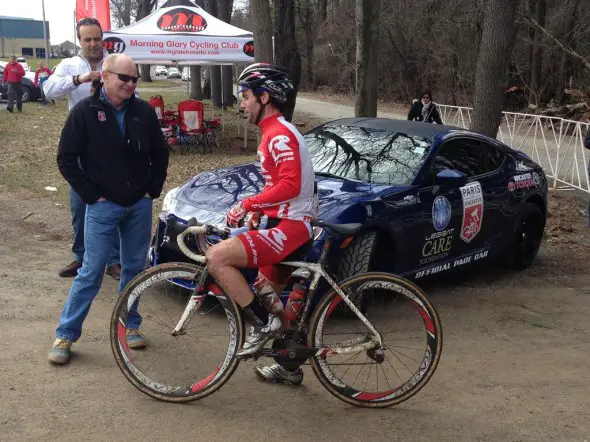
[205,63,316,385]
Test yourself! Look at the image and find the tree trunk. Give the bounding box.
[319,0,328,22]
[190,66,202,100]
[251,0,274,63]
[204,0,222,107]
[528,0,546,105]
[354,0,379,117]
[137,0,156,82]
[274,0,301,122]
[218,0,235,107]
[554,0,581,105]
[470,0,518,138]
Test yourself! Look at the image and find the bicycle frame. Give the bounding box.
[174,225,384,353]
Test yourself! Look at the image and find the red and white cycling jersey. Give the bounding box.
[241,114,317,222]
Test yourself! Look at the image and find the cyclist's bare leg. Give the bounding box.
[205,238,253,307]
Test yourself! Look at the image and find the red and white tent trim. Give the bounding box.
[103,0,254,65]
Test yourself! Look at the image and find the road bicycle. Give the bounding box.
[110,219,442,408]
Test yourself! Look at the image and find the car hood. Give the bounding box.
[169,163,402,224]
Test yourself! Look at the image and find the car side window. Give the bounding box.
[481,141,506,171]
[434,139,488,177]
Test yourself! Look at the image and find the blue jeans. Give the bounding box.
[70,187,120,266]
[56,198,153,341]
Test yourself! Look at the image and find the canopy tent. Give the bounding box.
[102,0,254,65]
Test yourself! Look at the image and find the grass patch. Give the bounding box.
[0,57,63,70]
[137,79,180,89]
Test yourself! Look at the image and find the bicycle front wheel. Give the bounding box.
[308,272,442,408]
[110,262,244,403]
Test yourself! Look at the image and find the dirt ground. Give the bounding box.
[0,183,589,441]
[1,94,590,440]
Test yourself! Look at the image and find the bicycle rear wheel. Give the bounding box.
[110,262,244,402]
[308,272,442,408]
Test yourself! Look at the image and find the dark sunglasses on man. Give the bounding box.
[107,70,139,84]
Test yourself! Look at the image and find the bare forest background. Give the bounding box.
[110,0,590,136]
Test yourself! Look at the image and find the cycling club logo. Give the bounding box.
[157,8,207,32]
[243,40,254,57]
[103,37,126,54]
[432,196,451,231]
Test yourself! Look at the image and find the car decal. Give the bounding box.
[460,181,484,243]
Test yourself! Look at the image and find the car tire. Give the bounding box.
[21,86,31,102]
[504,202,546,270]
[334,231,377,313]
[336,231,377,280]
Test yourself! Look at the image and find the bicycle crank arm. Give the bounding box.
[172,293,206,336]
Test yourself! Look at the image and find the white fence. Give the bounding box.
[437,105,590,194]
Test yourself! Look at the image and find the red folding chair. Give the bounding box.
[148,95,178,151]
[177,99,205,154]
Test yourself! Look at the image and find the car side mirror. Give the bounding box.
[435,169,468,185]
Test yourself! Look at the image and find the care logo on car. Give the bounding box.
[460,181,483,243]
[432,196,451,231]
[508,172,538,191]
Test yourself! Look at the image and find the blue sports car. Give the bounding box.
[150,118,548,291]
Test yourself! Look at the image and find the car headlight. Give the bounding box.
[161,187,179,213]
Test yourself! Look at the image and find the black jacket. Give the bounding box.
[584,126,590,150]
[57,85,169,206]
[407,100,443,125]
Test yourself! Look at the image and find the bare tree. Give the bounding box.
[275,0,301,121]
[251,0,274,63]
[527,0,546,105]
[205,0,222,107]
[297,0,315,89]
[219,0,235,107]
[137,0,157,82]
[190,0,206,100]
[354,0,379,117]
[471,0,519,138]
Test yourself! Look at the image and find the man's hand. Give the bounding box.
[227,201,247,227]
[144,192,151,198]
[78,71,101,84]
[97,197,106,202]
[245,212,262,230]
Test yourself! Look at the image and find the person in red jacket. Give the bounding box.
[2,55,26,113]
[34,62,53,105]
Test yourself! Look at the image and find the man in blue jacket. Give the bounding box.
[48,54,169,364]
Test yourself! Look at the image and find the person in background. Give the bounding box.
[44,17,122,280]
[34,62,53,105]
[48,53,169,364]
[2,55,25,113]
[407,89,443,124]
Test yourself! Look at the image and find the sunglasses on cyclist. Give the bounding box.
[107,70,139,84]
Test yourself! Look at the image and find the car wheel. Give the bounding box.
[334,231,377,312]
[504,202,546,269]
[21,86,31,102]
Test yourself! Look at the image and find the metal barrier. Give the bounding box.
[437,104,590,194]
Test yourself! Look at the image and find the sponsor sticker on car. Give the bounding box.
[508,172,539,191]
[460,181,483,243]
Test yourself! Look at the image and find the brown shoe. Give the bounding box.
[105,264,121,280]
[58,260,82,277]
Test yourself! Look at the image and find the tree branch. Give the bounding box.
[522,15,590,71]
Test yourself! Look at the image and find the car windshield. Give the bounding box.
[305,124,432,186]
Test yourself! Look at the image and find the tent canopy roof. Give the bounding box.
[108,0,252,38]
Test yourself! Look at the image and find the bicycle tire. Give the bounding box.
[308,272,442,408]
[110,262,244,403]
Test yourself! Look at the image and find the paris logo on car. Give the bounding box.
[459,181,484,243]
[432,196,452,231]
[157,8,207,32]
[103,37,126,54]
